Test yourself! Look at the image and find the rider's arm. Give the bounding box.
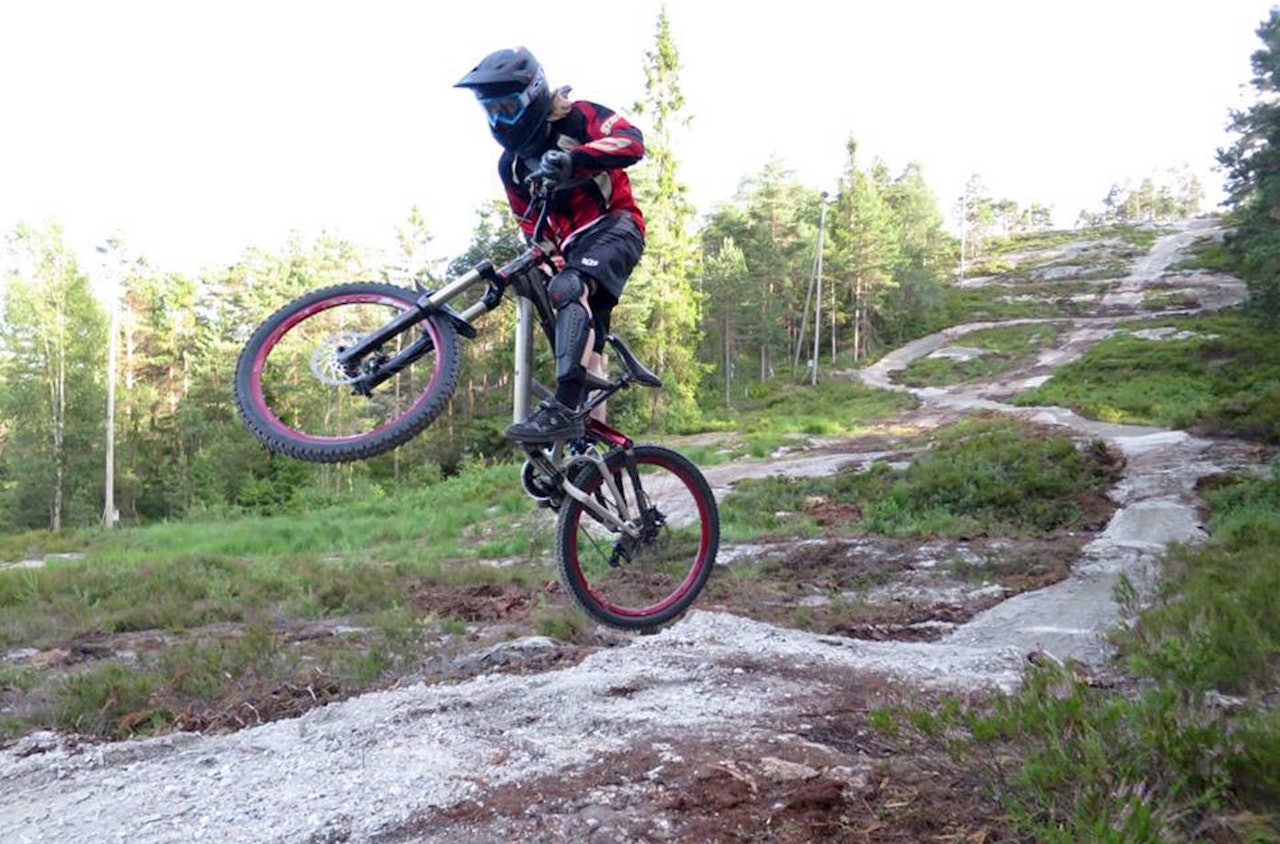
[566,102,644,176]
[498,153,539,240]
[507,188,537,240]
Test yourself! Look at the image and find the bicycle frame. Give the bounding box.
[329,183,665,529]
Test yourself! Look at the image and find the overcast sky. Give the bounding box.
[1,0,1273,278]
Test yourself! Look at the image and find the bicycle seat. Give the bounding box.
[606,335,663,388]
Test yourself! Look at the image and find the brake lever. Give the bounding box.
[519,170,559,249]
[525,170,556,198]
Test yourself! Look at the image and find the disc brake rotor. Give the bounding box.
[309,333,371,386]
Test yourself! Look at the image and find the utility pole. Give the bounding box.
[96,243,121,529]
[793,192,830,384]
[794,265,815,376]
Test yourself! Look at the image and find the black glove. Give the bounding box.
[538,150,574,186]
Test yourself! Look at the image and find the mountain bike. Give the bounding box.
[233,172,719,631]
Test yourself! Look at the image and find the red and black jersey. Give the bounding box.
[499,100,646,247]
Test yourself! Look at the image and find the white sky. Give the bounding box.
[1,0,1273,278]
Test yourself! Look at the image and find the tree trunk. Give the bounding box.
[52,338,66,531]
[393,375,402,483]
[852,274,863,362]
[723,313,731,407]
[830,284,837,363]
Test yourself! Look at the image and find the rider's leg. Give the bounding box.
[504,267,594,443]
[586,351,607,423]
[550,268,593,411]
[585,291,615,423]
[522,212,640,435]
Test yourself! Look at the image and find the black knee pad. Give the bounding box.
[547,268,589,310]
[554,301,592,384]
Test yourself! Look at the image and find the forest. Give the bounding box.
[0,9,1272,537]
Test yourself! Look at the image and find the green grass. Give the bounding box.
[870,468,1280,842]
[984,223,1166,259]
[893,323,1066,387]
[1120,472,1280,694]
[0,461,549,650]
[720,417,1120,541]
[0,381,914,740]
[1101,222,1171,251]
[695,377,916,458]
[943,284,1099,324]
[0,459,551,740]
[1141,290,1200,311]
[1169,233,1237,273]
[0,530,90,563]
[1012,313,1280,442]
[986,228,1088,256]
[666,443,735,468]
[2,607,429,739]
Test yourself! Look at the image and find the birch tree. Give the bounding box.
[0,222,106,529]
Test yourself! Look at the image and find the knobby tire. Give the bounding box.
[555,444,719,631]
[234,282,461,463]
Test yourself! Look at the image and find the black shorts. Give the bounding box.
[563,212,644,348]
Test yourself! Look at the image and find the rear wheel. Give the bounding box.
[234,282,461,463]
[555,444,719,631]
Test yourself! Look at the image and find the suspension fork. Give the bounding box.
[335,267,483,366]
[336,263,508,395]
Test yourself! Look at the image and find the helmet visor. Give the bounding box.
[478,90,532,127]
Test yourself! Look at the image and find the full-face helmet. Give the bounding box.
[455,47,553,156]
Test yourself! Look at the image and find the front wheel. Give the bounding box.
[556,444,719,631]
[234,282,461,463]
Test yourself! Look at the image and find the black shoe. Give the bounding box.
[505,399,585,444]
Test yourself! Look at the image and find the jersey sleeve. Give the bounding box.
[568,102,644,175]
[499,153,537,239]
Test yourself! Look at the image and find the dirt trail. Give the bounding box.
[0,220,1254,843]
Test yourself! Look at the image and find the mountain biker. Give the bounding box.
[455,47,646,443]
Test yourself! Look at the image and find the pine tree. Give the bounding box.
[1219,8,1280,326]
[698,159,823,388]
[882,163,950,344]
[116,257,202,520]
[389,204,442,288]
[740,159,815,379]
[700,236,748,406]
[830,139,899,361]
[620,6,703,428]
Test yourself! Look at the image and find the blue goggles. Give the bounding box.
[478,90,533,127]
